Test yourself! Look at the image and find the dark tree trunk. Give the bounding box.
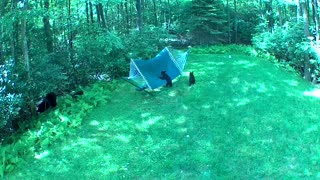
[98,3,106,28]
[89,1,94,23]
[233,0,238,43]
[226,0,231,43]
[312,0,319,42]
[67,0,77,86]
[43,0,53,54]
[124,0,129,31]
[136,0,142,30]
[10,0,17,60]
[21,0,30,81]
[85,1,89,23]
[166,0,171,28]
[96,4,101,23]
[152,0,157,26]
[0,33,4,64]
[105,1,109,30]
[301,1,312,82]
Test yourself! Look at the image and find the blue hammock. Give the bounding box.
[127,47,190,90]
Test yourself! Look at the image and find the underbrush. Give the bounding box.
[0,81,115,177]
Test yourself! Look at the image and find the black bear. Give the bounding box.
[71,90,84,99]
[159,71,172,87]
[189,72,196,86]
[37,92,57,113]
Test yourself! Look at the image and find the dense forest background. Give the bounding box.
[1,0,320,137]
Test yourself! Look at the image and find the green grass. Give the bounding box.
[8,53,320,179]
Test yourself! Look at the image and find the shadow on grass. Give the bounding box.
[9,53,320,179]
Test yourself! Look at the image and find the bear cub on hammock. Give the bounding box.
[159,71,172,87]
[189,72,196,86]
[37,92,57,113]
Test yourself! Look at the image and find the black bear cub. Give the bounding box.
[71,90,84,99]
[189,72,196,86]
[159,71,172,87]
[37,92,57,113]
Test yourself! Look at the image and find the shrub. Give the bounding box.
[252,21,319,80]
[123,25,171,59]
[0,59,22,129]
[75,28,126,82]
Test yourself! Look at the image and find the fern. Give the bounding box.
[0,81,113,176]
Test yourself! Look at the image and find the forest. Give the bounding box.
[1,0,320,178]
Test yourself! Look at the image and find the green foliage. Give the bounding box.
[0,82,113,177]
[234,6,260,44]
[123,26,171,59]
[252,21,319,78]
[0,59,22,129]
[178,0,227,45]
[75,27,126,80]
[253,22,306,61]
[28,55,67,95]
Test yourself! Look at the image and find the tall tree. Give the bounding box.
[187,0,228,44]
[312,0,319,42]
[43,0,53,54]
[136,0,143,30]
[300,0,312,81]
[21,0,30,81]
[98,3,106,28]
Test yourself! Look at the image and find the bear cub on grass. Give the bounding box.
[37,92,57,113]
[189,72,196,86]
[159,71,172,87]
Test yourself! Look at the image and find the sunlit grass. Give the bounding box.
[8,53,320,178]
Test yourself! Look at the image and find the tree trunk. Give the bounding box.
[124,0,129,31]
[297,0,302,22]
[233,0,238,43]
[265,0,274,30]
[312,0,319,42]
[98,3,106,28]
[89,1,94,23]
[0,0,6,63]
[67,0,77,86]
[0,37,3,64]
[85,1,89,23]
[10,0,16,60]
[166,0,171,29]
[226,0,231,43]
[21,1,30,81]
[136,0,142,30]
[96,4,101,23]
[43,0,53,54]
[105,1,109,30]
[301,1,312,81]
[152,0,157,26]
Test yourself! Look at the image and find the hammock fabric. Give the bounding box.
[127,47,190,90]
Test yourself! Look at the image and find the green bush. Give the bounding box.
[252,21,319,80]
[0,81,113,177]
[75,28,126,81]
[0,59,23,129]
[123,25,171,59]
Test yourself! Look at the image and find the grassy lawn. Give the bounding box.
[8,53,320,179]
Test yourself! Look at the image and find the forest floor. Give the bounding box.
[8,53,320,179]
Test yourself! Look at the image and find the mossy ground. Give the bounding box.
[8,53,320,179]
